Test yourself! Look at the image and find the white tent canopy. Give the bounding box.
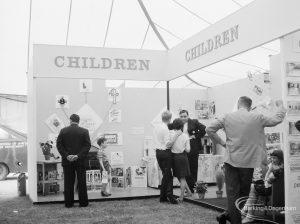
[0,0,279,94]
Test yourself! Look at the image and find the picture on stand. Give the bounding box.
[286,62,300,76]
[289,141,300,157]
[287,82,300,95]
[287,101,300,115]
[265,132,281,144]
[289,121,300,135]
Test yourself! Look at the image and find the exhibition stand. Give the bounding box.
[27,0,300,223]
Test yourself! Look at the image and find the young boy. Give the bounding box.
[97,137,112,197]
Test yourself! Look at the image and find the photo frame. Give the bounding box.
[265,132,281,144]
[287,81,300,96]
[289,141,300,157]
[289,120,300,136]
[103,133,118,144]
[286,61,300,76]
[45,114,65,133]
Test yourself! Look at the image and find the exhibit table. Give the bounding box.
[197,154,224,183]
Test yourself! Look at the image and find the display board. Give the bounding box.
[280,32,300,224]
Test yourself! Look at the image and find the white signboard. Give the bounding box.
[167,0,300,80]
[33,44,167,81]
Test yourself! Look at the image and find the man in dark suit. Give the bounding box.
[57,114,91,208]
[179,110,206,192]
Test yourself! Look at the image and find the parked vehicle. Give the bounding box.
[0,124,27,180]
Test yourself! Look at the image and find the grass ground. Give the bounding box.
[0,197,220,224]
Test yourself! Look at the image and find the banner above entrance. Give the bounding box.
[33,44,167,81]
[166,0,300,81]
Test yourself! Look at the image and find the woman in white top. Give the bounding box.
[171,118,192,202]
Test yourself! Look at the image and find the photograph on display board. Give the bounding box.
[79,79,93,93]
[253,85,263,96]
[195,100,209,119]
[103,133,118,144]
[289,141,300,157]
[265,132,281,144]
[286,62,300,76]
[45,114,65,133]
[287,101,300,115]
[287,82,300,96]
[289,121,300,135]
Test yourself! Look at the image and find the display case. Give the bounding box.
[37,161,63,196]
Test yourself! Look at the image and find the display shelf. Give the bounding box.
[37,161,62,196]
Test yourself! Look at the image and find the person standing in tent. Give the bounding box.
[206,97,286,224]
[153,110,182,204]
[96,136,112,197]
[56,114,91,208]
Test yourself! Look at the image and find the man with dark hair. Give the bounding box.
[57,114,91,208]
[179,109,206,193]
[206,97,286,224]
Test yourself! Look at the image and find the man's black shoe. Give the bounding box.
[167,196,178,204]
[216,211,230,224]
[79,203,89,207]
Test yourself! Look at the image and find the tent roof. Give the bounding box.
[0,0,279,94]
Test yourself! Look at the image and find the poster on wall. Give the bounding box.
[108,88,121,104]
[287,81,300,96]
[195,100,209,119]
[77,104,103,134]
[79,79,93,93]
[286,62,300,76]
[103,132,123,145]
[289,141,300,157]
[265,132,282,155]
[110,151,124,165]
[209,101,216,118]
[45,114,65,133]
[253,85,263,96]
[55,95,70,108]
[130,166,147,188]
[111,167,125,188]
[108,109,121,123]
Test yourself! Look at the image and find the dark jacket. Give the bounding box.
[168,118,206,155]
[56,124,91,166]
[186,118,206,155]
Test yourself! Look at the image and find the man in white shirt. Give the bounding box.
[206,96,286,224]
[153,110,182,204]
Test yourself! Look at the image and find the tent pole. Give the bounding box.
[167,81,170,110]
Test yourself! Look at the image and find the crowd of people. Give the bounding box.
[55,95,287,224]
